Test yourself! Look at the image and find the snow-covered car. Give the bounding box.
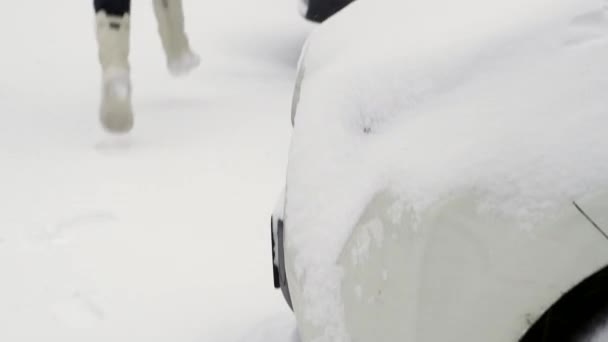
[273,0,608,341]
[298,0,355,22]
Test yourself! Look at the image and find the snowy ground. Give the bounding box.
[0,1,310,341]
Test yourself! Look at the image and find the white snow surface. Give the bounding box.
[0,1,310,341]
[285,0,608,340]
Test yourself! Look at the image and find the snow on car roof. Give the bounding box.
[285,0,608,338]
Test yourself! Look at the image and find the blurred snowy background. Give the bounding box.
[0,0,310,341]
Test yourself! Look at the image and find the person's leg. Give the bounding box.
[153,0,200,76]
[94,0,134,133]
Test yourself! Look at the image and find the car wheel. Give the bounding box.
[521,265,608,342]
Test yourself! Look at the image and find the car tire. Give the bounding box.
[520,265,608,342]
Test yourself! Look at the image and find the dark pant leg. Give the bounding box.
[94,0,131,16]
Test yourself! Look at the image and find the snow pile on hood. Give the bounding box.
[285,0,608,339]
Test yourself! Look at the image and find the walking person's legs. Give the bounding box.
[94,0,133,133]
[153,0,200,76]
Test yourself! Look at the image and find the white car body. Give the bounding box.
[280,0,608,341]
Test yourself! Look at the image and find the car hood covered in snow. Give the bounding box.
[284,0,608,340]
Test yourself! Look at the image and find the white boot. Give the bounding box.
[96,12,134,133]
[153,0,200,76]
